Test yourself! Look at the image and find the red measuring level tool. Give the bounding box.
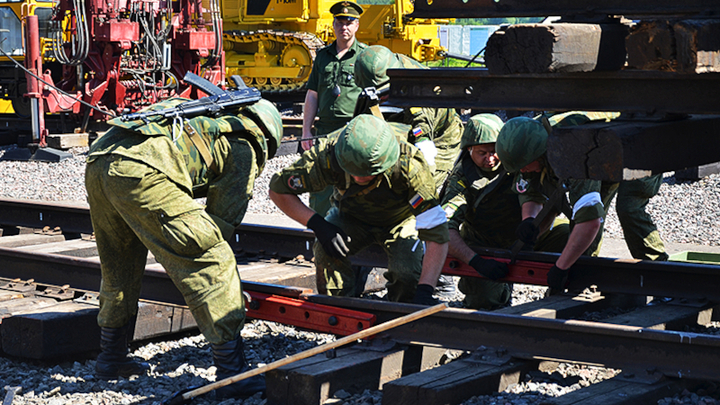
[245,291,377,336]
[442,256,554,286]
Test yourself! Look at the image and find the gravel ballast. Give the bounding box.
[0,144,719,405]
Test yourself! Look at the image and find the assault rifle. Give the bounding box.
[121,72,261,122]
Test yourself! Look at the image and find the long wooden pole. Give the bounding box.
[172,303,447,403]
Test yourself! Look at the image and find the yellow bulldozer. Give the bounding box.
[220,0,449,92]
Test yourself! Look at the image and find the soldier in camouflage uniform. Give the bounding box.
[616,175,668,261]
[442,114,569,309]
[546,111,668,262]
[269,114,449,305]
[354,45,463,190]
[85,97,282,399]
[496,116,620,291]
[302,1,367,216]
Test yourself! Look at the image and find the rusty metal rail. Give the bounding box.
[306,295,720,383]
[2,198,720,302]
[409,0,720,19]
[2,243,718,384]
[386,69,720,115]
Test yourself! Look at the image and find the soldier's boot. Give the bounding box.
[212,336,266,400]
[95,325,150,380]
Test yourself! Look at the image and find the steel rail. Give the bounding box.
[1,244,718,383]
[409,0,720,19]
[2,199,720,301]
[386,69,720,115]
[305,295,720,382]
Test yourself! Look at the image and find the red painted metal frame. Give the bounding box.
[442,256,553,286]
[245,291,377,336]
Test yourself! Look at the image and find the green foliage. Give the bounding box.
[452,17,544,25]
[426,59,484,68]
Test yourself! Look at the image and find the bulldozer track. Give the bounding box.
[224,29,325,94]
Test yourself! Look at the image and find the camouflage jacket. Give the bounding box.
[269,123,449,244]
[442,154,520,248]
[87,98,269,198]
[514,168,618,225]
[384,54,462,172]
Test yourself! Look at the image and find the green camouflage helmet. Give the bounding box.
[460,113,504,149]
[354,45,402,89]
[243,99,283,159]
[496,117,549,173]
[335,114,400,176]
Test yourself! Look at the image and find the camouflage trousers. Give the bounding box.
[314,208,423,303]
[85,155,246,345]
[616,174,668,261]
[459,218,570,310]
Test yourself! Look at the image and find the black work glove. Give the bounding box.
[515,218,540,246]
[547,265,569,290]
[469,254,509,280]
[412,284,439,306]
[306,214,350,258]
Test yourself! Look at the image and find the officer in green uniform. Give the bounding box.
[442,114,569,309]
[85,97,282,399]
[270,114,450,304]
[545,111,668,262]
[496,116,620,291]
[354,45,463,190]
[302,0,367,216]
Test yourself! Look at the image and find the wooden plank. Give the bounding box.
[485,23,627,74]
[266,344,422,405]
[0,300,99,358]
[602,302,714,330]
[131,301,198,341]
[381,357,537,405]
[674,19,720,73]
[626,20,676,71]
[627,19,720,73]
[46,133,89,149]
[547,115,720,181]
[546,377,681,405]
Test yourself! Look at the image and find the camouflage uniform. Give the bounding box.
[616,174,668,261]
[443,115,567,309]
[355,45,462,189]
[547,111,667,260]
[498,116,618,258]
[269,120,449,302]
[85,98,280,345]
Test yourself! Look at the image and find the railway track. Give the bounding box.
[0,198,719,404]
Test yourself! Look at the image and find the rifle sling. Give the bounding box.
[183,122,219,175]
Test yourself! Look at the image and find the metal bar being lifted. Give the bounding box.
[305,296,720,382]
[409,0,720,19]
[386,69,720,115]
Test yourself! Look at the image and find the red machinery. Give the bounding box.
[25,0,224,137]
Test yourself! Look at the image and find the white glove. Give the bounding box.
[414,139,437,167]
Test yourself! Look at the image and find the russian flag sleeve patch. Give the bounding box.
[409,193,424,208]
[412,127,423,137]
